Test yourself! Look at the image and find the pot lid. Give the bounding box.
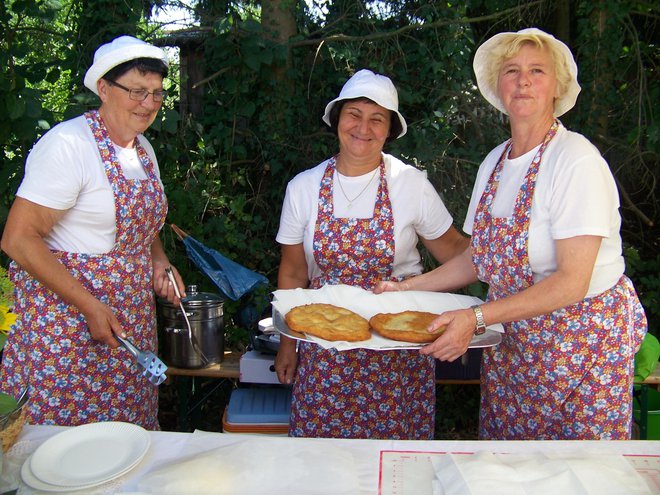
[159,285,224,307]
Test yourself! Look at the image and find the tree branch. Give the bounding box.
[289,1,546,48]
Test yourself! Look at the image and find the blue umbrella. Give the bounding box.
[171,224,268,301]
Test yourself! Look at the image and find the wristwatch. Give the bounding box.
[471,305,487,335]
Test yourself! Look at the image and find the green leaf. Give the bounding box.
[25,96,42,119]
[162,108,180,134]
[0,392,18,415]
[243,53,261,72]
[236,101,255,117]
[6,97,25,120]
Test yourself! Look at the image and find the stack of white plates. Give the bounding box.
[21,421,150,492]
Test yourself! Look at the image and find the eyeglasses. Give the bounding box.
[107,80,168,102]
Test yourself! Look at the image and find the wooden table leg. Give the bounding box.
[639,384,649,440]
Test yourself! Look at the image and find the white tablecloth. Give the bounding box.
[2,425,659,494]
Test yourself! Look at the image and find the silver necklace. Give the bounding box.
[335,166,379,208]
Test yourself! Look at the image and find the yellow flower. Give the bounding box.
[0,304,16,334]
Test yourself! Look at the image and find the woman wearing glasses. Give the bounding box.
[0,36,185,428]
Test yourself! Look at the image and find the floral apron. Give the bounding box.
[472,120,647,439]
[1,110,166,429]
[289,157,436,439]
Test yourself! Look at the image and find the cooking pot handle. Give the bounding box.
[163,326,188,334]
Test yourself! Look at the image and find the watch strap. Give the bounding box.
[471,305,487,335]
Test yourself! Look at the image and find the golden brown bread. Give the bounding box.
[369,311,445,343]
[284,303,371,342]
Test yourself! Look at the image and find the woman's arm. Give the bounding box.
[420,225,470,264]
[374,246,478,294]
[274,243,310,384]
[1,197,124,347]
[277,243,310,290]
[421,235,603,361]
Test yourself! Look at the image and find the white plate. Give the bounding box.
[274,313,502,350]
[271,286,504,351]
[29,421,150,487]
[21,454,114,493]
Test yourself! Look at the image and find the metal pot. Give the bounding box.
[158,285,224,368]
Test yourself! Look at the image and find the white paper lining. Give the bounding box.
[271,284,503,351]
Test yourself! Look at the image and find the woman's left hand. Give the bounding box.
[153,262,186,305]
[420,308,475,362]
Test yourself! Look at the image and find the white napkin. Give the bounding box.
[137,437,360,495]
[431,451,652,495]
[271,285,503,351]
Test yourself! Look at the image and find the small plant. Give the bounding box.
[0,265,15,347]
[0,266,18,414]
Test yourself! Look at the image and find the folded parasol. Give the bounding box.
[171,224,268,301]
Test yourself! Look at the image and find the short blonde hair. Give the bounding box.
[485,34,573,108]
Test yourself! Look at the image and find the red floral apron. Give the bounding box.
[472,120,647,439]
[289,156,436,439]
[1,110,166,429]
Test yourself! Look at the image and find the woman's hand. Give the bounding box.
[80,299,126,349]
[274,336,298,385]
[152,261,186,304]
[373,280,407,294]
[420,308,476,362]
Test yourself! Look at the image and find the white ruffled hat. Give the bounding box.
[473,27,581,117]
[322,69,407,138]
[84,35,169,95]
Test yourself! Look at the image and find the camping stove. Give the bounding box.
[240,318,281,384]
[248,318,280,355]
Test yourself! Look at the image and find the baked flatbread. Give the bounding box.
[369,311,445,343]
[284,303,371,342]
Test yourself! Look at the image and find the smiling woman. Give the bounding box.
[273,69,469,440]
[0,35,187,429]
[374,28,648,441]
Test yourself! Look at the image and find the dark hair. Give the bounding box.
[327,97,403,143]
[101,57,168,82]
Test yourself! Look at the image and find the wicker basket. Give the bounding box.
[0,407,26,452]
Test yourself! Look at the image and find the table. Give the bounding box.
[166,351,241,379]
[2,425,659,494]
[166,351,658,437]
[636,361,660,440]
[165,350,479,432]
[165,351,241,431]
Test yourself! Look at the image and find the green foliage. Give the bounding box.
[625,247,660,339]
[0,266,12,307]
[0,392,18,415]
[0,0,657,350]
[0,0,62,210]
[435,384,480,440]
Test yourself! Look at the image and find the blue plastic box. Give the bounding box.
[226,387,292,424]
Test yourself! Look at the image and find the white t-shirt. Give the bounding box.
[463,124,624,296]
[276,154,454,281]
[16,115,163,254]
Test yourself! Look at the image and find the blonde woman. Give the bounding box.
[376,29,647,440]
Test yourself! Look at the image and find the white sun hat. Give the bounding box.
[473,27,581,117]
[322,69,407,138]
[84,35,169,95]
